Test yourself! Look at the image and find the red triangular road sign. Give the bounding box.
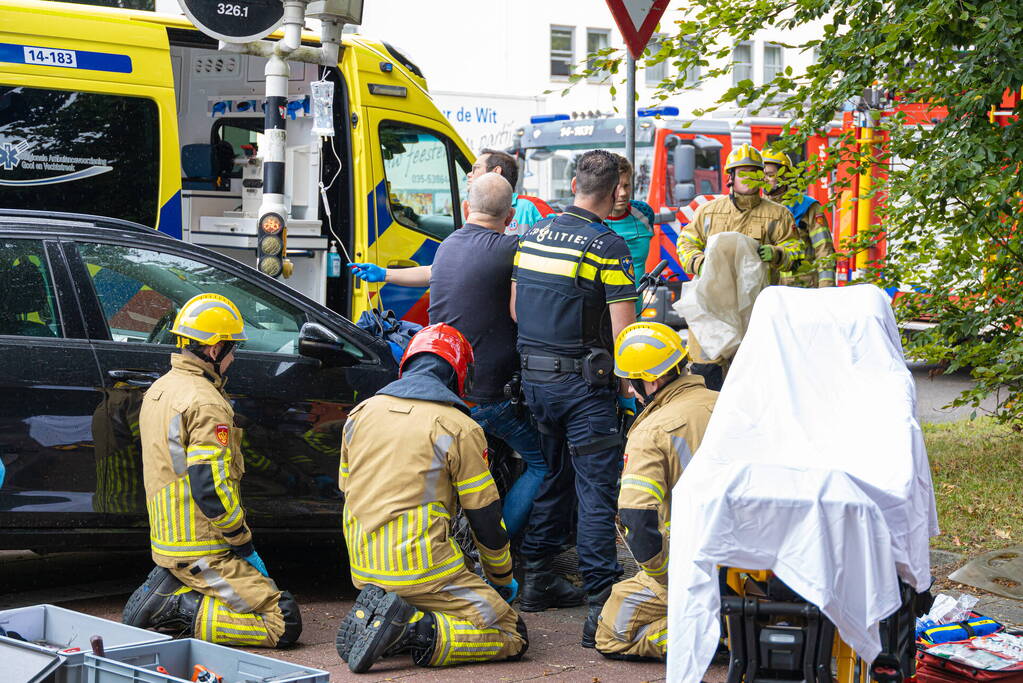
[605,0,671,59]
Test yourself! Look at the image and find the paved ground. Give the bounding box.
[909,362,997,424]
[0,549,712,682]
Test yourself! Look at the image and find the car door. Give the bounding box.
[0,236,108,533]
[65,235,382,531]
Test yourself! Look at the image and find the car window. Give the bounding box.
[76,243,305,354]
[379,121,464,240]
[0,239,61,338]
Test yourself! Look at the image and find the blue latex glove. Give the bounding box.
[242,550,269,577]
[618,396,637,416]
[347,262,386,282]
[489,578,518,604]
[758,245,776,263]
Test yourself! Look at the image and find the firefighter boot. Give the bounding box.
[342,585,434,673]
[518,556,585,612]
[122,566,201,633]
[582,586,612,648]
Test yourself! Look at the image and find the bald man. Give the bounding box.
[347,176,566,588]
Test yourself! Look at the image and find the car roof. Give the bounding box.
[0,209,157,237]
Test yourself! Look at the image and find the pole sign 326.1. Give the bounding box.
[177,0,285,43]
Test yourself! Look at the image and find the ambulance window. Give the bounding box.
[0,86,159,227]
[76,243,306,355]
[213,118,263,177]
[379,122,461,241]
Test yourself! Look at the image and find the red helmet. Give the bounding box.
[399,323,475,397]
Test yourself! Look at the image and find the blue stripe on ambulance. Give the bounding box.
[376,239,438,318]
[158,191,182,239]
[0,43,132,73]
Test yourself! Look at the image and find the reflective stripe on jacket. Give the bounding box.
[140,354,251,566]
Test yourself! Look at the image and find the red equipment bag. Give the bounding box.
[916,646,1023,682]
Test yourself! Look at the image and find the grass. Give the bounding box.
[925,418,1023,554]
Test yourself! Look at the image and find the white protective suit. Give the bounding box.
[666,284,939,682]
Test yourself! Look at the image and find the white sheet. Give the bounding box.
[675,232,769,362]
[666,284,939,682]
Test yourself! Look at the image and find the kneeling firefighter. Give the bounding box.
[594,322,718,660]
[123,294,301,648]
[335,323,527,673]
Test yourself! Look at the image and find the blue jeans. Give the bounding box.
[519,375,624,595]
[470,400,546,538]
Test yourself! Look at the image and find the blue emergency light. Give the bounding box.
[530,114,571,124]
[638,106,680,117]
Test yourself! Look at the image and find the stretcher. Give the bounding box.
[666,285,939,682]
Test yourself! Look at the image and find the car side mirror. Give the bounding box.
[298,322,361,367]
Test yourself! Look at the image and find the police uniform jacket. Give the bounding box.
[513,206,638,358]
[139,354,252,568]
[339,395,514,591]
[676,193,802,285]
[619,374,717,585]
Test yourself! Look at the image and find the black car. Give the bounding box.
[0,210,398,551]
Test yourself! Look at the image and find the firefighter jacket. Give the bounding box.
[619,374,717,585]
[339,394,514,591]
[676,193,802,285]
[779,196,836,287]
[140,354,252,568]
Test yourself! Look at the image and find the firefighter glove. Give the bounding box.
[348,263,386,282]
[489,577,519,604]
[242,550,269,577]
[758,245,776,263]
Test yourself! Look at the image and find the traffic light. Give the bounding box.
[257,211,286,278]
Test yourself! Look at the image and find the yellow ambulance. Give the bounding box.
[0,0,471,322]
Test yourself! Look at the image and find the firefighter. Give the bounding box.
[607,153,656,315]
[595,322,717,660]
[762,149,836,288]
[123,293,301,648]
[676,144,802,389]
[512,149,636,647]
[334,323,527,673]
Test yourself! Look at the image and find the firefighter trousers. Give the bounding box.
[595,570,668,660]
[395,566,527,666]
[172,553,286,647]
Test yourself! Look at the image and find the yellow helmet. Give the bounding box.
[725,143,764,172]
[171,293,247,348]
[761,149,792,169]
[614,322,689,382]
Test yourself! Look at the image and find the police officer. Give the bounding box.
[511,149,638,647]
[762,149,837,288]
[123,294,301,648]
[335,324,527,673]
[676,144,802,389]
[594,323,717,660]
